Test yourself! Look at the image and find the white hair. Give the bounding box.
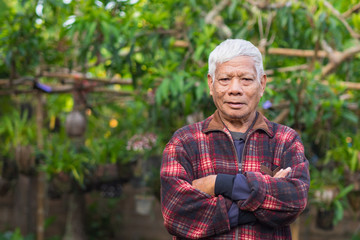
[208,39,264,82]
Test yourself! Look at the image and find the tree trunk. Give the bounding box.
[62,192,88,240]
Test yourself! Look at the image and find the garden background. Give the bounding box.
[1,0,360,239]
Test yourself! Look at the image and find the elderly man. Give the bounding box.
[160,39,310,239]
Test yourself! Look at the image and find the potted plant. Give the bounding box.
[325,135,360,212]
[0,110,36,175]
[310,168,353,230]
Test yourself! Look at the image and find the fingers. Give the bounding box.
[273,167,291,178]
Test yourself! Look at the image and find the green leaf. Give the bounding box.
[343,111,358,124]
[350,149,359,172]
[333,200,343,225]
[335,184,354,200]
[84,21,97,46]
[194,44,205,61]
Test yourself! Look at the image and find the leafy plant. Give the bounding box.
[310,168,354,225]
[0,228,34,240]
[325,134,360,173]
[0,109,36,158]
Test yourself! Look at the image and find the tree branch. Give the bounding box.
[41,72,133,85]
[322,80,360,90]
[245,0,294,10]
[265,64,309,75]
[273,108,290,124]
[342,2,360,19]
[204,0,232,38]
[323,0,360,39]
[265,48,328,58]
[0,85,133,96]
[321,40,360,76]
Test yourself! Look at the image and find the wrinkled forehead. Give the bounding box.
[215,56,257,74]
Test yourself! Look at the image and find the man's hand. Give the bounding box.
[274,167,291,178]
[192,175,217,196]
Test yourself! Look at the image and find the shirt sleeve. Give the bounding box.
[161,135,231,239]
[228,203,257,227]
[215,173,255,227]
[239,130,310,228]
[215,173,251,200]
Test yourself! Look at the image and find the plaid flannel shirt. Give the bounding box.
[161,110,310,239]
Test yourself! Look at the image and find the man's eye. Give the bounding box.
[219,78,230,81]
[243,78,253,81]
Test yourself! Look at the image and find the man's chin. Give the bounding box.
[222,112,248,121]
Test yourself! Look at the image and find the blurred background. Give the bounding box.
[0,0,360,239]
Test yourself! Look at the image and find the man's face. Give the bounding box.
[207,56,266,124]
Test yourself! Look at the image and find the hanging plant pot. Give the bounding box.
[0,177,11,196]
[1,157,18,180]
[344,171,360,212]
[93,163,119,183]
[134,194,154,216]
[47,172,73,199]
[65,110,86,138]
[347,190,360,212]
[14,145,35,175]
[316,207,335,230]
[98,180,122,198]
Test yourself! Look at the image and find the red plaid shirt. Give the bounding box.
[161,110,310,239]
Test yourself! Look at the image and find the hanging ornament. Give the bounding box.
[65,110,86,138]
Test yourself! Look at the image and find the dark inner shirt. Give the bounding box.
[229,112,258,164]
[230,131,246,163]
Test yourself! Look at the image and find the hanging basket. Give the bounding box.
[316,207,335,230]
[347,190,360,212]
[1,157,18,180]
[0,177,11,196]
[93,163,119,183]
[345,171,360,212]
[98,180,123,198]
[14,145,35,175]
[47,172,73,199]
[65,110,86,138]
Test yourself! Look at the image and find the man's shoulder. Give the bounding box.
[264,117,300,140]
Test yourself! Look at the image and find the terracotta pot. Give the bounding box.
[316,207,334,230]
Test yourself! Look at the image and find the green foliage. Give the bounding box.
[1,0,360,233]
[0,108,36,157]
[325,134,360,172]
[310,168,354,225]
[0,229,34,240]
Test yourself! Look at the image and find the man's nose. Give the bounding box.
[228,79,243,95]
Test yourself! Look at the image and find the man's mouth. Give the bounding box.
[226,102,245,108]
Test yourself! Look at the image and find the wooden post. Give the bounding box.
[290,217,300,240]
[36,92,45,240]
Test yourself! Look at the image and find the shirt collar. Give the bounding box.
[203,110,274,138]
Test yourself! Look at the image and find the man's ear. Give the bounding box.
[260,74,267,97]
[207,74,213,96]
